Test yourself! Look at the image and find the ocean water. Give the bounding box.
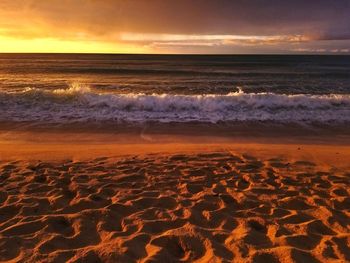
[0,54,350,125]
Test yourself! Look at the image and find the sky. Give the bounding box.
[0,0,349,54]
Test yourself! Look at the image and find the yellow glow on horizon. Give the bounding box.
[0,35,151,53]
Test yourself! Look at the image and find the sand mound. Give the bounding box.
[0,151,349,262]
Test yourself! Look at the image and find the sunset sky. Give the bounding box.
[0,0,349,54]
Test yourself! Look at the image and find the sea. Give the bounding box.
[0,54,349,126]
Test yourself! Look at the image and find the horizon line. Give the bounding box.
[0,52,349,56]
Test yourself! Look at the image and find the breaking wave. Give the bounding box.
[1,84,350,124]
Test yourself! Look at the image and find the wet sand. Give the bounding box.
[0,130,349,262]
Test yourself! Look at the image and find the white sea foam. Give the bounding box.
[1,85,350,124]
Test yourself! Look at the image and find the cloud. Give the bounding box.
[1,0,349,37]
[0,0,349,53]
[291,48,349,53]
[121,33,310,50]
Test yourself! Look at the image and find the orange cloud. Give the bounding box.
[0,0,349,53]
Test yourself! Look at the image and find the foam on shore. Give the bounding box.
[1,85,350,124]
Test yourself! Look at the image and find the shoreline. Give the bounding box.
[1,120,350,144]
[0,128,349,171]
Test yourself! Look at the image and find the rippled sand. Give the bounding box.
[1,147,349,262]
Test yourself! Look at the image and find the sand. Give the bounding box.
[0,131,349,262]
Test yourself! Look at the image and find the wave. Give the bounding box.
[1,84,350,124]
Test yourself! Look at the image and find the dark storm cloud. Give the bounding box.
[1,0,349,39]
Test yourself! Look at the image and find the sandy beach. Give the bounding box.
[0,129,349,263]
